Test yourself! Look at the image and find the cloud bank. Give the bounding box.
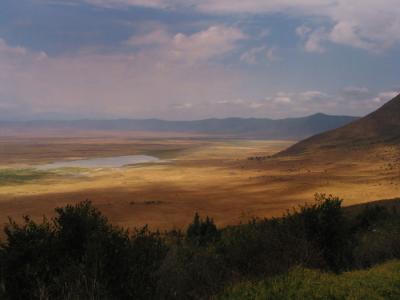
[0,1,398,120]
[78,0,400,52]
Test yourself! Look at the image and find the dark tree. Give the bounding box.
[186,213,220,246]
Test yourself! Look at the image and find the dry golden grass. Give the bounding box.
[0,135,399,233]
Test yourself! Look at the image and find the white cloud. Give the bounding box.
[84,0,169,9]
[303,28,327,53]
[266,47,280,61]
[372,91,399,103]
[213,98,267,110]
[256,89,399,117]
[58,1,400,53]
[173,102,194,109]
[240,45,279,64]
[194,0,400,52]
[80,0,327,13]
[0,36,248,120]
[300,91,328,101]
[194,0,332,15]
[274,96,292,104]
[329,22,374,51]
[0,39,28,56]
[125,25,246,64]
[1,37,397,120]
[343,86,369,94]
[124,28,170,46]
[341,86,370,100]
[327,1,400,51]
[240,46,266,64]
[216,98,245,105]
[249,102,264,109]
[170,26,245,63]
[296,25,312,38]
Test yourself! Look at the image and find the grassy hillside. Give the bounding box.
[217,260,400,300]
[279,93,400,156]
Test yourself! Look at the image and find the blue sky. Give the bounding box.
[0,0,399,120]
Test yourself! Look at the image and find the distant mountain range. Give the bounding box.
[279,93,400,155]
[0,113,358,140]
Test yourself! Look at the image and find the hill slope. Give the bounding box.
[0,113,357,140]
[279,94,400,155]
[217,260,400,300]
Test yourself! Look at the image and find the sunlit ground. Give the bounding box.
[0,136,399,232]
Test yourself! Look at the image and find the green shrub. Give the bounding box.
[354,204,390,231]
[354,219,400,268]
[0,216,57,300]
[1,196,400,299]
[186,213,220,246]
[216,219,322,277]
[157,245,227,299]
[0,201,167,299]
[283,194,353,272]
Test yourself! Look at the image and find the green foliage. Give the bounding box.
[1,196,400,299]
[0,217,56,300]
[217,260,400,300]
[186,213,220,246]
[0,201,167,299]
[354,204,391,231]
[216,218,321,277]
[354,216,400,268]
[283,194,353,271]
[156,214,225,299]
[157,245,227,299]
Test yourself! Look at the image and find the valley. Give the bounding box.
[0,134,398,232]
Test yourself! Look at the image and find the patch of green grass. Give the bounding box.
[0,168,52,185]
[217,260,400,300]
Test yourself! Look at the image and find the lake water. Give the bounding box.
[36,155,160,170]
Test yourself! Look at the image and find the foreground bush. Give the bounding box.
[217,260,400,300]
[1,195,400,299]
[0,201,167,299]
[354,215,400,268]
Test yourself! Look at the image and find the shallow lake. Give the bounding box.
[36,155,160,170]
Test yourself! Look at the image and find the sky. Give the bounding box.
[0,0,399,120]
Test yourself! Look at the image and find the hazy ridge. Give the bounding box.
[0,113,357,140]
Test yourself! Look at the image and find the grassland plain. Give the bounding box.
[217,260,400,300]
[0,135,399,233]
[0,168,53,185]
